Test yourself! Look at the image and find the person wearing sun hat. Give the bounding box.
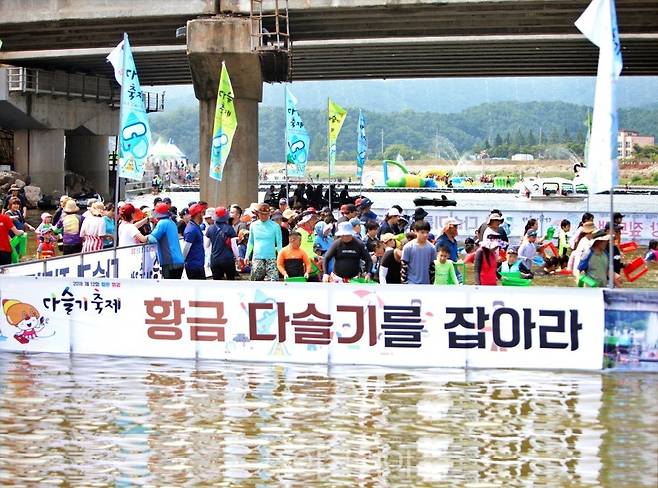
[36,224,58,259]
[147,202,185,279]
[56,198,84,255]
[322,221,373,282]
[206,207,238,280]
[377,207,401,238]
[474,233,500,286]
[569,221,598,276]
[577,233,615,287]
[295,208,321,280]
[80,201,107,253]
[246,203,283,281]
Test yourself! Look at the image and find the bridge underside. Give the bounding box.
[1,1,658,83]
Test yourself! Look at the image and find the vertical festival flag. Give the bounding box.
[356,110,368,181]
[107,34,151,181]
[209,62,238,182]
[327,99,347,175]
[285,88,310,178]
[575,0,623,193]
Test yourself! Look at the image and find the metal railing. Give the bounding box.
[6,66,165,113]
[250,0,291,52]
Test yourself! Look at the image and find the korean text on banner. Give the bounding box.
[107,34,151,181]
[575,0,623,194]
[209,62,237,182]
[356,110,368,181]
[327,99,347,175]
[285,88,310,178]
[0,279,605,370]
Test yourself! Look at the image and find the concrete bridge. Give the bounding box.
[1,0,657,206]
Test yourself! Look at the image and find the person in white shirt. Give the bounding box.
[117,203,148,247]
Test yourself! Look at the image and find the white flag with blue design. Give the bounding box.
[575,0,623,194]
[356,110,367,182]
[107,34,151,181]
[285,88,310,178]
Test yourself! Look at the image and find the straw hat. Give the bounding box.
[581,222,597,234]
[90,201,105,216]
[64,199,79,213]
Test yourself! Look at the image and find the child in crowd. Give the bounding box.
[401,220,436,284]
[364,221,380,252]
[35,212,53,235]
[276,231,311,279]
[462,237,477,264]
[370,240,386,282]
[37,224,57,259]
[474,235,500,286]
[433,245,458,285]
[541,256,560,275]
[646,240,658,262]
[232,229,251,274]
[557,219,571,269]
[498,247,533,278]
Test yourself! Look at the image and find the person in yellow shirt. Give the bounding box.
[276,231,311,279]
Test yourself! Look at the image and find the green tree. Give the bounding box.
[494,133,503,146]
[526,129,537,146]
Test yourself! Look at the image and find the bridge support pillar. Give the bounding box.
[187,17,262,209]
[65,134,110,199]
[13,129,65,196]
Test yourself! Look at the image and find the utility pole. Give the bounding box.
[538,127,543,145]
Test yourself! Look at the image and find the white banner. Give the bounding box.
[0,278,605,370]
[0,244,160,279]
[378,207,658,244]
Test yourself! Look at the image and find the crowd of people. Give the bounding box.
[2,181,655,288]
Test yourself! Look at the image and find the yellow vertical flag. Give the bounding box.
[327,98,347,175]
[209,62,238,181]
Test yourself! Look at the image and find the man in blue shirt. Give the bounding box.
[147,203,185,279]
[183,203,206,280]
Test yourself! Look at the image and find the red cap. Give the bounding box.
[189,203,205,218]
[214,207,229,222]
[152,203,171,218]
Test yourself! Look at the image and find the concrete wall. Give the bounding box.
[13,129,65,195]
[65,134,110,198]
[0,0,218,23]
[5,93,118,134]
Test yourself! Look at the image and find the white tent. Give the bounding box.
[149,137,186,160]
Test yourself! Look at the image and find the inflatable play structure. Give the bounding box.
[382,159,440,188]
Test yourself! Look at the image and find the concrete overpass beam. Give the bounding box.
[187,17,263,209]
[65,134,110,199]
[13,129,65,196]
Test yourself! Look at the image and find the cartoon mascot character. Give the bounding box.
[2,299,51,344]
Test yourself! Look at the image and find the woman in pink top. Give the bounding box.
[80,202,107,253]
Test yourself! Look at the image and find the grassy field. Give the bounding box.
[262,159,658,186]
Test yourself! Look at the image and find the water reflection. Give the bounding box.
[0,353,656,486]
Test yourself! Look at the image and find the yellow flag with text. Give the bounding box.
[210,62,237,181]
[327,99,347,175]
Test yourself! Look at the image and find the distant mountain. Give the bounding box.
[156,76,658,113]
[150,100,658,164]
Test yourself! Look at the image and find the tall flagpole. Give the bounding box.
[327,97,332,211]
[609,189,615,288]
[284,86,289,205]
[112,33,129,277]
